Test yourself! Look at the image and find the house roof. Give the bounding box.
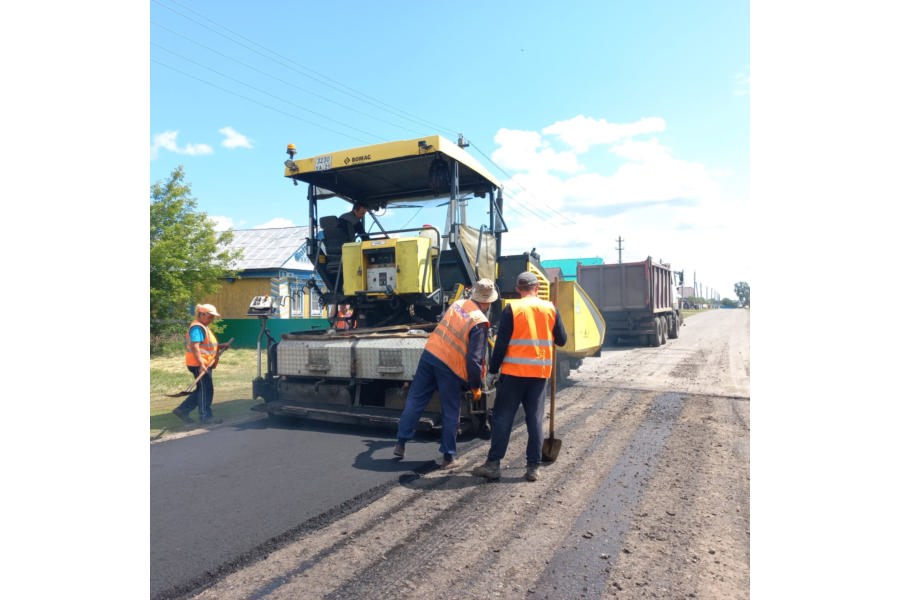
[223,226,313,272]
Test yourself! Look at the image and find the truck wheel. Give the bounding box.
[669,314,680,339]
[556,358,571,385]
[650,319,662,347]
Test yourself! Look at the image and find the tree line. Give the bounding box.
[150,166,242,354]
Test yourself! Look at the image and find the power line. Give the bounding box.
[152,21,427,139]
[152,43,387,141]
[151,0,563,227]
[469,142,578,226]
[151,59,372,144]
[151,0,458,138]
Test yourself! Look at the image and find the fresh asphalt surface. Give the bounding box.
[150,415,487,599]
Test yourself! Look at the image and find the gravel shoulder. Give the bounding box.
[181,309,750,600]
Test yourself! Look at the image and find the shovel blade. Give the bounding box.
[541,436,562,462]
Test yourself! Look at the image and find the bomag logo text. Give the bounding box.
[350,154,372,163]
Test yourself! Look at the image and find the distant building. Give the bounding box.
[201,227,329,346]
[540,257,605,281]
[204,226,325,319]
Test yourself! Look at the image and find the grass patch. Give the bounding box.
[150,348,261,441]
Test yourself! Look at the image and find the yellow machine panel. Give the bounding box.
[341,241,365,294]
[395,236,433,294]
[500,280,605,359]
[555,280,606,357]
[341,237,434,296]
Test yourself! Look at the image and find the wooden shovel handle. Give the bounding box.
[549,276,559,434]
[210,337,234,369]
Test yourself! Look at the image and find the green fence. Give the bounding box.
[219,318,330,349]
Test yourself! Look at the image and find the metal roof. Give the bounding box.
[283,135,502,207]
[222,226,312,272]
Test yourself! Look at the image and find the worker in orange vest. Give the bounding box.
[335,304,354,329]
[172,304,231,426]
[393,279,498,469]
[472,271,567,482]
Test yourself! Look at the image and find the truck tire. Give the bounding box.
[556,358,571,385]
[650,319,662,347]
[669,314,680,339]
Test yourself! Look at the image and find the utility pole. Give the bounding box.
[615,236,624,264]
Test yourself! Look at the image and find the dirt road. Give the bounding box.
[184,308,749,599]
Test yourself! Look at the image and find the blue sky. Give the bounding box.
[150,0,749,300]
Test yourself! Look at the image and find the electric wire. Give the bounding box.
[152,21,426,139]
[151,0,459,138]
[151,59,372,145]
[469,142,578,226]
[152,42,387,141]
[151,1,568,229]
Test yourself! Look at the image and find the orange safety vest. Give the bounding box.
[184,320,219,367]
[424,299,489,381]
[500,296,557,378]
[335,306,352,330]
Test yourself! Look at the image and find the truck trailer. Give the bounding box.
[577,257,681,347]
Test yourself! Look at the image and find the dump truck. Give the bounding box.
[577,257,680,347]
[250,134,605,434]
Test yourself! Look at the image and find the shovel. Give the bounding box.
[164,338,234,397]
[165,371,205,398]
[542,277,562,463]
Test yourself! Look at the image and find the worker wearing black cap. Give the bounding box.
[472,271,567,482]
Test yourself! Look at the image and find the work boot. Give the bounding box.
[440,454,457,470]
[393,443,405,459]
[525,464,540,482]
[172,407,194,424]
[472,460,501,480]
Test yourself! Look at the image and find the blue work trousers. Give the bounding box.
[176,365,215,421]
[397,351,465,458]
[487,375,548,466]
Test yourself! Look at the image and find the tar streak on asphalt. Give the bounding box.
[530,392,685,598]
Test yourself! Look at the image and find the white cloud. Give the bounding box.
[219,126,253,150]
[491,128,582,174]
[542,115,666,153]
[210,215,234,231]
[254,217,295,229]
[491,115,748,299]
[150,130,213,160]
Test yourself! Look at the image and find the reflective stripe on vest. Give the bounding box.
[184,320,219,367]
[424,299,488,381]
[500,296,556,378]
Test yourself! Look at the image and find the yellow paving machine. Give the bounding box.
[252,135,605,434]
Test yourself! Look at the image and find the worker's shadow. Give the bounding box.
[352,438,498,491]
[351,438,435,474]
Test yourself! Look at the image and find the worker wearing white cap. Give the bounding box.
[172,304,231,426]
[394,278,498,469]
